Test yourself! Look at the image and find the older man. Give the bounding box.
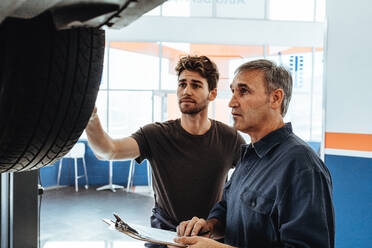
[175,59,335,248]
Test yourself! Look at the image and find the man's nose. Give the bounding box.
[229,94,238,108]
[183,84,192,95]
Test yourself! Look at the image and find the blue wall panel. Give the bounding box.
[40,140,149,188]
[325,155,372,248]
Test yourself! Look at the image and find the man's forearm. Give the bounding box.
[85,114,115,160]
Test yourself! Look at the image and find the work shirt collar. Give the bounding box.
[247,122,293,159]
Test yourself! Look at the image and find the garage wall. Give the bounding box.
[324,0,372,247]
[40,140,149,188]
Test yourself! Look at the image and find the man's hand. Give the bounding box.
[177,217,210,237]
[170,236,233,248]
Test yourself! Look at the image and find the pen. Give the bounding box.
[197,230,210,236]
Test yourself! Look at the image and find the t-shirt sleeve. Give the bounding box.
[131,124,155,164]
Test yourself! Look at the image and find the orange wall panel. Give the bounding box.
[325,132,372,151]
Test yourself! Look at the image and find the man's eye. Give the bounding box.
[192,84,201,88]
[239,88,248,94]
[178,83,186,87]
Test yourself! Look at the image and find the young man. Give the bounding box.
[175,59,335,248]
[85,55,245,246]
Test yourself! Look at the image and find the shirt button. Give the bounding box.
[251,200,256,208]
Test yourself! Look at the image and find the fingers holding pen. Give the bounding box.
[177,219,192,236]
[177,217,208,237]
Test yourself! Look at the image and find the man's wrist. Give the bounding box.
[206,218,224,239]
[206,219,216,237]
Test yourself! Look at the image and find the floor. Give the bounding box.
[40,186,155,248]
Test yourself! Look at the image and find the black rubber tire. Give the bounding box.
[0,14,105,173]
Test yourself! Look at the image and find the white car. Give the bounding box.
[0,0,166,173]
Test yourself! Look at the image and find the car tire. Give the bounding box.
[0,13,105,173]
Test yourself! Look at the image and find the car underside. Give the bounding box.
[0,0,166,174]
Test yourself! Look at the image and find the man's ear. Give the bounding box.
[270,88,284,111]
[208,88,217,101]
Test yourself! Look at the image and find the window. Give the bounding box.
[108,91,152,138]
[266,46,320,141]
[315,0,326,22]
[109,42,160,90]
[269,0,315,21]
[94,42,323,143]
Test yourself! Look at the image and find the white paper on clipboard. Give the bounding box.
[103,214,186,247]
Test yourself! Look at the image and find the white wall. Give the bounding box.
[107,16,324,47]
[324,0,372,134]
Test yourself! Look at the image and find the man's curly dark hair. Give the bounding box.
[175,55,219,91]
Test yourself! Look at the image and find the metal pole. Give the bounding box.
[1,173,10,248]
[12,170,39,248]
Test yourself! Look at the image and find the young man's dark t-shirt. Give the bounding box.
[131,119,245,223]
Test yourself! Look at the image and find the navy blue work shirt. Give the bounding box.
[208,123,335,248]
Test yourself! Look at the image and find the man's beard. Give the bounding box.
[179,98,209,115]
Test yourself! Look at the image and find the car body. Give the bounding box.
[0,0,166,29]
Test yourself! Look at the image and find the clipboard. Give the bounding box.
[103,213,186,247]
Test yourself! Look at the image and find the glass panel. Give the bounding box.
[96,90,108,131]
[312,49,324,141]
[162,0,212,17]
[214,98,231,125]
[286,93,311,140]
[161,58,178,90]
[109,42,160,90]
[267,46,313,141]
[153,93,163,122]
[315,0,326,22]
[167,93,180,120]
[267,46,313,93]
[269,0,315,21]
[216,0,265,19]
[109,91,152,138]
[161,42,190,90]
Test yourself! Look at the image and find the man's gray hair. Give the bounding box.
[235,59,293,117]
